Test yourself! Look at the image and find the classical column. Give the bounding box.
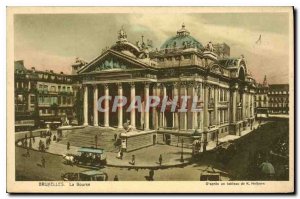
[173,82,179,129]
[144,82,150,130]
[214,86,218,126]
[232,87,237,123]
[162,84,167,128]
[152,84,158,129]
[28,81,31,90]
[252,94,255,117]
[192,83,198,129]
[93,85,98,126]
[130,82,136,128]
[199,83,204,131]
[242,87,246,120]
[180,82,187,130]
[227,89,230,123]
[117,83,123,128]
[104,84,109,127]
[247,92,250,118]
[203,83,209,131]
[83,85,88,126]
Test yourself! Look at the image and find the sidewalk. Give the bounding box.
[105,145,192,168]
[16,133,80,156]
[206,121,267,151]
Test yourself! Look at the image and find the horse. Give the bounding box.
[62,154,75,166]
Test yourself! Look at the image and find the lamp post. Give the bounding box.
[180,138,184,163]
[216,130,219,147]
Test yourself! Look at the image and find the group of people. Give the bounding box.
[78,152,103,165]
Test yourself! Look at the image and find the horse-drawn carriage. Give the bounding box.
[63,147,107,167]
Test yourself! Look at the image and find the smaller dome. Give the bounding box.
[160,24,203,50]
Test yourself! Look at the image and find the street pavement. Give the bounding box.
[17,120,263,168]
[15,120,287,181]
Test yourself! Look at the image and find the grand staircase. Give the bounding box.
[60,126,124,152]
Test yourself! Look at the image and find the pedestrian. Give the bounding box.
[131,155,135,165]
[114,133,117,141]
[29,138,32,149]
[114,175,119,181]
[41,156,46,168]
[120,150,123,160]
[26,148,30,158]
[159,154,162,166]
[203,141,207,152]
[149,169,154,181]
[67,142,70,150]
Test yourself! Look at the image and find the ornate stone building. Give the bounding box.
[72,24,256,146]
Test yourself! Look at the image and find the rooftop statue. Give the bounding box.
[118,27,127,41]
[206,41,215,52]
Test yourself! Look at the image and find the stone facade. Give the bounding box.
[15,25,259,146]
[74,25,257,142]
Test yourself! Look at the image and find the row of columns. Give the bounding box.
[83,81,255,131]
[83,82,150,130]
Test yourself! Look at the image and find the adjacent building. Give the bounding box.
[14,60,75,131]
[255,75,289,118]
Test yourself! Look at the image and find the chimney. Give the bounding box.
[31,67,35,72]
[50,70,54,73]
[60,72,64,75]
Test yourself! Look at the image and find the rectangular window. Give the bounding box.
[30,96,35,104]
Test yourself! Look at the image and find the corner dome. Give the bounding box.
[160,23,204,50]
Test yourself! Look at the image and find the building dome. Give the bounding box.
[160,24,204,50]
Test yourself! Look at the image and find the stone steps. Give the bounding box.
[59,127,122,152]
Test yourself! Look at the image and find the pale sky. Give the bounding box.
[14,13,290,84]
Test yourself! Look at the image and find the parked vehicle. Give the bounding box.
[62,170,108,181]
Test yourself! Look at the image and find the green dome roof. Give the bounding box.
[160,24,203,50]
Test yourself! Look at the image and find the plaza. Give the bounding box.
[15,120,289,181]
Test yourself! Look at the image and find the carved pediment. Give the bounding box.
[94,57,128,72]
[78,50,152,74]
